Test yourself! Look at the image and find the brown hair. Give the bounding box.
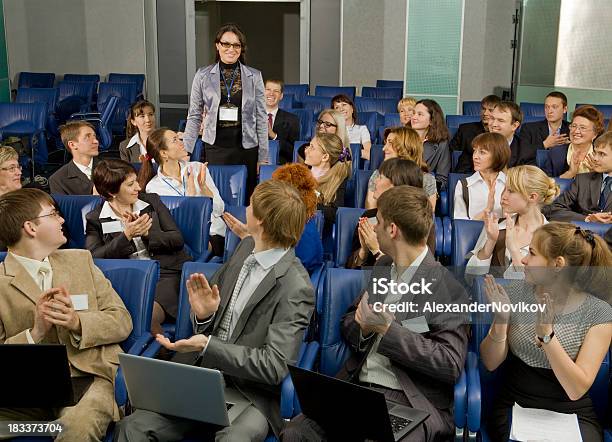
[0,188,55,247]
[126,100,156,138]
[0,146,18,165]
[60,120,94,152]
[531,222,612,300]
[137,127,170,190]
[383,126,429,172]
[471,132,511,172]
[93,159,137,200]
[378,158,423,188]
[494,101,523,125]
[481,94,501,107]
[572,105,605,137]
[505,165,559,206]
[214,23,247,64]
[594,131,612,152]
[272,163,318,219]
[415,99,449,143]
[376,185,433,246]
[314,132,352,204]
[251,180,307,248]
[546,91,568,107]
[331,94,359,125]
[265,79,284,93]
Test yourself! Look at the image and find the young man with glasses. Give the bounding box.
[0,188,133,441]
[264,79,300,164]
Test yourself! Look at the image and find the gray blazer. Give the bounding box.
[118,139,142,163]
[183,62,269,163]
[192,236,314,437]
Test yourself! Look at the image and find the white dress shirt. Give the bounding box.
[99,199,151,259]
[73,158,94,180]
[453,171,506,220]
[126,133,147,158]
[347,123,371,145]
[146,161,226,237]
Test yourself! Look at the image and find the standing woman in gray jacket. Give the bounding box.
[182,23,268,198]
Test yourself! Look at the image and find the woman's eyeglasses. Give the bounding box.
[219,41,242,50]
[0,165,22,173]
[317,119,337,129]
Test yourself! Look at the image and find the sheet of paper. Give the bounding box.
[510,403,582,442]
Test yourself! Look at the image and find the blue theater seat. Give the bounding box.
[446,114,480,138]
[519,102,544,117]
[108,73,146,98]
[301,95,330,115]
[462,101,481,116]
[361,86,402,101]
[354,97,397,115]
[288,109,313,141]
[368,144,384,171]
[315,85,356,100]
[53,194,102,248]
[333,207,364,267]
[451,219,484,267]
[18,72,55,89]
[376,79,403,88]
[536,148,548,170]
[97,82,139,136]
[0,102,48,167]
[258,164,280,184]
[207,165,247,206]
[267,139,280,165]
[283,84,309,103]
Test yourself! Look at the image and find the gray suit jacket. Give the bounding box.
[192,236,314,437]
[183,62,269,163]
[544,172,612,222]
[118,139,142,163]
[49,159,96,195]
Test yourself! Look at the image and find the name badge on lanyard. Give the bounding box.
[220,66,239,122]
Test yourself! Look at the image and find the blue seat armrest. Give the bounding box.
[439,190,448,217]
[196,250,213,263]
[207,255,223,263]
[443,216,452,258]
[454,361,467,430]
[280,341,320,419]
[466,351,482,433]
[126,334,156,355]
[292,341,320,416]
[70,111,101,119]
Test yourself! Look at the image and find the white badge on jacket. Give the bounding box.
[219,104,238,122]
[401,316,430,333]
[102,220,123,234]
[70,294,89,311]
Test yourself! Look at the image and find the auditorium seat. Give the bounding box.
[359,111,381,143]
[288,109,314,141]
[267,139,280,165]
[376,79,403,88]
[207,165,247,206]
[354,97,397,115]
[446,114,480,138]
[519,102,544,117]
[554,177,573,193]
[361,86,402,101]
[97,82,139,136]
[18,72,55,89]
[301,95,330,115]
[536,149,548,170]
[108,73,146,99]
[284,84,309,103]
[367,144,384,171]
[279,93,295,110]
[462,101,481,116]
[315,85,356,100]
[52,194,102,248]
[451,219,484,267]
[0,102,48,168]
[258,164,280,183]
[333,207,364,267]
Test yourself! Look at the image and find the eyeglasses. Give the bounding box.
[29,209,62,221]
[317,119,337,129]
[0,165,22,173]
[218,41,242,50]
[569,124,593,132]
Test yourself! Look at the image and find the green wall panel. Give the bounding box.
[0,0,9,102]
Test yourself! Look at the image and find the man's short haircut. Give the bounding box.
[92,159,137,200]
[471,132,511,172]
[545,91,568,107]
[572,105,605,137]
[0,146,18,165]
[377,185,433,246]
[494,101,523,125]
[594,131,612,152]
[60,120,94,152]
[0,188,55,247]
[251,180,307,248]
[481,94,501,107]
[265,79,284,93]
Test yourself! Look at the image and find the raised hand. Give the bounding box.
[186,165,198,196]
[543,133,570,149]
[484,210,500,242]
[504,213,520,253]
[222,212,249,239]
[186,273,220,320]
[354,292,394,335]
[358,218,380,254]
[125,213,152,239]
[583,152,597,172]
[197,163,214,197]
[156,333,208,353]
[483,274,511,323]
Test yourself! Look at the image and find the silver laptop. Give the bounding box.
[119,353,249,426]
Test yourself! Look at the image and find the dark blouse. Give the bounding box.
[215,61,243,148]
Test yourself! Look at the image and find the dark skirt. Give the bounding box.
[155,268,182,320]
[203,142,259,201]
[487,352,602,442]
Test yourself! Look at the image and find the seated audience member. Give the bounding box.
[487,101,529,167]
[365,126,437,210]
[49,121,99,195]
[519,92,570,163]
[114,180,315,442]
[410,99,451,190]
[304,132,352,235]
[453,94,501,174]
[264,79,300,164]
[223,163,324,273]
[346,158,438,268]
[454,132,510,220]
[0,146,22,196]
[138,127,225,257]
[480,222,612,441]
[544,105,605,178]
[119,100,157,163]
[606,226,612,250]
[0,188,132,442]
[332,94,372,160]
[86,159,191,335]
[297,109,350,161]
[545,131,612,223]
[282,185,469,442]
[466,165,559,279]
[397,96,417,126]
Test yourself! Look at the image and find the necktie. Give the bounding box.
[268,113,273,128]
[599,176,611,211]
[216,254,258,341]
[38,261,52,291]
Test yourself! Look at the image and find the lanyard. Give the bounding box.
[220,65,239,104]
[161,175,186,196]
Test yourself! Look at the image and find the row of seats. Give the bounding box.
[17,72,145,98]
[463,100,612,119]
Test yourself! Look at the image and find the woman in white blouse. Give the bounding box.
[466,165,559,279]
[454,132,510,220]
[331,94,372,160]
[137,127,226,257]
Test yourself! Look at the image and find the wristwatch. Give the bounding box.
[537,330,555,345]
[373,250,383,260]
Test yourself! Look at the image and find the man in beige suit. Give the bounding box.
[0,188,133,441]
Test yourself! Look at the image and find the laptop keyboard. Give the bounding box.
[389,414,412,434]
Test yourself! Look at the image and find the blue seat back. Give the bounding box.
[288,109,314,141]
[446,114,480,138]
[576,103,612,119]
[159,196,212,262]
[359,111,380,143]
[462,101,481,116]
[520,102,544,117]
[98,82,139,133]
[368,144,384,171]
[451,219,484,267]
[536,149,548,170]
[0,252,6,262]
[315,85,356,100]
[319,268,370,375]
[313,210,324,239]
[57,80,96,105]
[554,177,573,194]
[191,139,204,162]
[354,97,397,115]
[268,139,280,165]
[18,72,55,89]
[207,164,247,206]
[222,205,246,262]
[383,112,401,127]
[258,164,280,183]
[447,172,470,216]
[52,194,102,249]
[570,221,610,238]
[376,79,403,88]
[16,87,58,115]
[0,103,47,137]
[284,84,309,102]
[452,150,461,171]
[293,140,309,162]
[333,207,364,267]
[522,115,543,125]
[63,73,100,85]
[175,262,221,340]
[108,73,146,96]
[361,86,402,101]
[279,94,294,110]
[301,95,330,115]
[350,169,373,208]
[93,259,159,351]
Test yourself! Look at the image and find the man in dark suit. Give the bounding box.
[265,79,300,164]
[49,121,99,195]
[452,94,501,173]
[114,180,315,442]
[544,133,612,223]
[282,186,469,442]
[488,101,533,167]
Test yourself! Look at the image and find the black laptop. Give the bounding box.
[0,344,92,408]
[289,365,429,442]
